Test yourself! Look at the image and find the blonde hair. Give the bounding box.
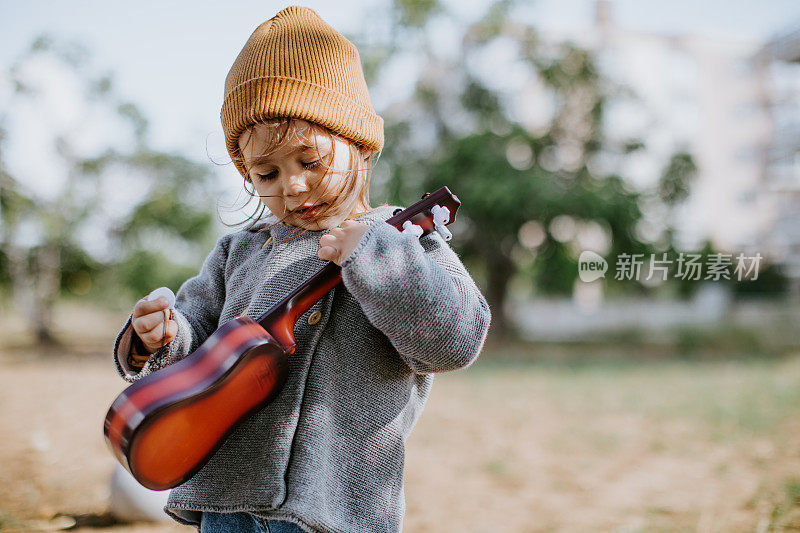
[228,117,380,231]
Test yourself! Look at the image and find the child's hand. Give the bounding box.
[132,297,177,354]
[318,220,369,266]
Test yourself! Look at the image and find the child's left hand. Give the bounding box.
[318,220,369,265]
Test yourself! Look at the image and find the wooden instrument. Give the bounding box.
[104,187,461,491]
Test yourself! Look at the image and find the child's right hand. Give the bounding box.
[132,297,177,354]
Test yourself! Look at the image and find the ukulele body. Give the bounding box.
[104,317,288,491]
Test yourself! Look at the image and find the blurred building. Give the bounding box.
[587,1,773,254]
[755,28,800,297]
[511,9,800,338]
[523,0,800,297]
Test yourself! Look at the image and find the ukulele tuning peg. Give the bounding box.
[401,220,424,238]
[431,204,452,241]
[421,192,431,199]
[393,208,403,216]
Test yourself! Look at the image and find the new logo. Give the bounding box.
[578,251,608,282]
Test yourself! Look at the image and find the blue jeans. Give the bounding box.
[200,512,305,533]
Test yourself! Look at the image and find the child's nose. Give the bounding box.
[284,174,310,196]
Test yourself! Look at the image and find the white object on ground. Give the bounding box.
[109,463,171,522]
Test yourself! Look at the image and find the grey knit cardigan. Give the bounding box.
[112,204,491,533]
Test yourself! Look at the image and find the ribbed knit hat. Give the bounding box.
[221,6,384,178]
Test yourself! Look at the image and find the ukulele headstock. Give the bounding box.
[386,187,461,241]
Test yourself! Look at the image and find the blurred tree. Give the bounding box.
[658,151,697,209]
[0,37,218,345]
[657,150,698,248]
[365,0,648,336]
[652,153,788,299]
[392,0,443,28]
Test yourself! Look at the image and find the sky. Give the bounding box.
[2,1,798,157]
[1,0,799,198]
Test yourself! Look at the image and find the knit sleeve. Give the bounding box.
[340,220,491,374]
[112,234,231,383]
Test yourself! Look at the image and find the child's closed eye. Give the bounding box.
[257,170,278,181]
[255,160,321,182]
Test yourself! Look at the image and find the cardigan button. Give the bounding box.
[308,310,322,325]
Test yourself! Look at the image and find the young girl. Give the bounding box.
[112,6,491,533]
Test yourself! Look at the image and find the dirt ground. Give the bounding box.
[2,303,800,532]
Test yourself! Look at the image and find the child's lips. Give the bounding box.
[294,204,326,220]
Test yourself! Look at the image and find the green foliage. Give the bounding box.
[419,127,647,296]
[58,243,104,298]
[535,243,578,295]
[112,150,217,248]
[649,240,790,300]
[658,151,697,207]
[459,78,503,123]
[0,172,35,227]
[656,240,716,299]
[771,479,800,530]
[371,1,792,339]
[111,250,199,301]
[732,263,790,297]
[358,44,394,87]
[535,45,600,90]
[671,324,772,358]
[622,139,645,153]
[463,0,516,45]
[0,35,220,329]
[392,0,443,28]
[117,102,149,146]
[0,249,9,296]
[373,4,659,334]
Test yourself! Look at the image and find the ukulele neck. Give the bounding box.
[255,187,460,353]
[256,263,342,354]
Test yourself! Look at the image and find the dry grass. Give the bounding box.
[1,301,800,532]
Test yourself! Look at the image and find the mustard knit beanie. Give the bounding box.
[221,5,384,178]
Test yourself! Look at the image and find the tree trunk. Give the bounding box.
[31,244,62,346]
[3,240,62,347]
[481,239,516,340]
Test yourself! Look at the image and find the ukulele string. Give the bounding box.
[160,308,173,349]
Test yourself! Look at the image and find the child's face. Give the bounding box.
[240,122,361,230]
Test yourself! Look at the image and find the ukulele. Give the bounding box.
[104,187,461,491]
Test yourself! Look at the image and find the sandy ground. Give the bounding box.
[1,303,800,532]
